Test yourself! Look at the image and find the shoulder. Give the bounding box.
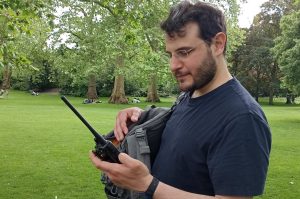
[219,78,267,121]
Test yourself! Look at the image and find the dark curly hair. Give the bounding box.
[161,1,227,53]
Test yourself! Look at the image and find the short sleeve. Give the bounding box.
[207,113,271,196]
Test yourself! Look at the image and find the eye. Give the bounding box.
[176,50,189,58]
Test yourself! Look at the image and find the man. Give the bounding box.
[90,1,271,198]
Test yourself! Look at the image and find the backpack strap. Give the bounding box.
[171,92,186,111]
[126,128,151,170]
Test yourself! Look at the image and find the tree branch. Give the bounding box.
[75,5,88,17]
[68,31,83,40]
[79,0,116,17]
[145,33,156,51]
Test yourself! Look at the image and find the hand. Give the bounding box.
[89,151,152,192]
[114,107,143,141]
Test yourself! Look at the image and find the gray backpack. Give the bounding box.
[101,93,186,199]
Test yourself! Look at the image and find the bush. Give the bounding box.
[11,77,31,91]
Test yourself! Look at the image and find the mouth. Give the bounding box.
[175,73,189,81]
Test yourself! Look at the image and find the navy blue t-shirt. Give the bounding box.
[151,78,271,196]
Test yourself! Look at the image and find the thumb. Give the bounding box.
[118,153,137,166]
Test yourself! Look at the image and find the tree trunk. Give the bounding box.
[86,74,98,100]
[268,86,274,105]
[1,66,12,90]
[286,93,292,104]
[109,55,128,104]
[146,74,160,102]
[145,34,161,103]
[1,46,11,92]
[255,69,260,102]
[109,74,128,104]
[268,61,279,105]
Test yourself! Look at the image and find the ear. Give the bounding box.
[211,32,226,56]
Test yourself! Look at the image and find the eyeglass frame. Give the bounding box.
[165,40,210,60]
[165,47,195,60]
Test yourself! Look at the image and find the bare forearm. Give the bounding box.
[153,181,252,199]
[153,182,212,199]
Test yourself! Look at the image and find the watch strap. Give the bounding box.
[145,176,159,197]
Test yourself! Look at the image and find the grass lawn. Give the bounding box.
[0,90,299,199]
[258,100,300,199]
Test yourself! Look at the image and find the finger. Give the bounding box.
[114,112,128,141]
[114,108,141,141]
[89,151,114,172]
[131,108,142,122]
[120,120,129,134]
[114,121,124,141]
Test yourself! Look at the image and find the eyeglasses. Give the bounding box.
[166,47,196,60]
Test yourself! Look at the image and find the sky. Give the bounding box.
[238,0,269,28]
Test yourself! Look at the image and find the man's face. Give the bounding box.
[165,22,217,92]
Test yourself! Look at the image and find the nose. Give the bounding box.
[170,56,183,72]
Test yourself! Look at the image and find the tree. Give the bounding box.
[273,0,300,100]
[51,0,116,100]
[84,0,138,104]
[255,0,294,104]
[232,0,293,104]
[80,0,245,103]
[11,16,57,92]
[137,1,171,102]
[0,0,51,94]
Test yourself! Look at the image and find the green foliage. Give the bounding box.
[230,0,295,101]
[10,16,58,91]
[209,0,246,59]
[50,0,125,96]
[0,0,48,66]
[4,0,254,99]
[0,0,54,91]
[49,0,245,98]
[273,0,300,94]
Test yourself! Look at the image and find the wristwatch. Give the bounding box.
[145,176,160,198]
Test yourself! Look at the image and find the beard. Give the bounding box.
[177,49,217,92]
[190,51,217,91]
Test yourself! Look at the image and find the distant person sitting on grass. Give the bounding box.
[132,97,141,103]
[29,90,39,96]
[0,89,7,98]
[83,98,102,104]
[0,89,9,98]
